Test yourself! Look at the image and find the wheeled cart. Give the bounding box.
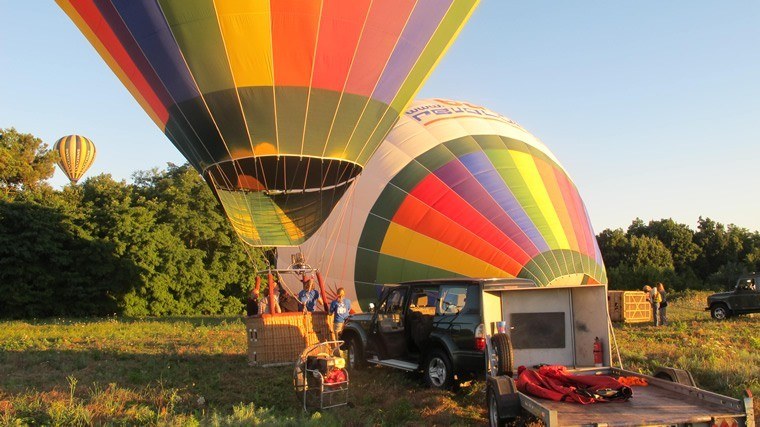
[293,340,349,411]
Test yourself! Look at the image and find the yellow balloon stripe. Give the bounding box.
[214,0,274,87]
[511,150,570,250]
[535,157,578,251]
[380,222,510,278]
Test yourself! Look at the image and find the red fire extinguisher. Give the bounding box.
[593,337,603,367]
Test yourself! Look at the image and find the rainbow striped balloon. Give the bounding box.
[278,99,607,309]
[57,0,478,246]
[54,135,97,184]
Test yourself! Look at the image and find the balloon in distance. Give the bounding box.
[54,134,97,184]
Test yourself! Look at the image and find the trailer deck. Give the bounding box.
[517,368,750,427]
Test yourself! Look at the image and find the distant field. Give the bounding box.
[0,291,757,426]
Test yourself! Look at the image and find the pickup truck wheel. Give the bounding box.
[424,349,454,389]
[710,304,729,320]
[491,333,514,377]
[487,385,506,427]
[347,335,365,370]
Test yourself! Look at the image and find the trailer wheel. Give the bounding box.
[491,333,514,377]
[487,384,506,427]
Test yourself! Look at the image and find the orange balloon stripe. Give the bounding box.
[535,156,579,252]
[311,0,372,92]
[392,194,524,276]
[556,168,598,260]
[399,172,532,266]
[271,0,321,87]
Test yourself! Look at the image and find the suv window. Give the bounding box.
[438,285,467,315]
[381,287,407,314]
[409,287,439,309]
[738,278,757,291]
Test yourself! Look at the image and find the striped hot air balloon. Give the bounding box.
[54,135,97,184]
[278,99,607,310]
[56,0,479,247]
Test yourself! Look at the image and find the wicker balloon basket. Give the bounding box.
[245,312,335,366]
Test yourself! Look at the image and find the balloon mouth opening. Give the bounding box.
[204,155,362,194]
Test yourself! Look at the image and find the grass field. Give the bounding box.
[0,291,757,426]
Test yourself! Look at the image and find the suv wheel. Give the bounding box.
[347,335,365,370]
[424,349,454,389]
[711,304,729,320]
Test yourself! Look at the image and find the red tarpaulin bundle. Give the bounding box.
[516,365,633,404]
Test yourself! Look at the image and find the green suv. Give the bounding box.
[706,274,760,320]
[339,279,495,389]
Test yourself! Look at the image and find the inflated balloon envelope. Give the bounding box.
[54,135,97,184]
[277,99,608,309]
[56,0,479,246]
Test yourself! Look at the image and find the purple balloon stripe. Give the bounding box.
[459,152,550,253]
[373,0,452,104]
[93,0,176,109]
[111,0,199,103]
[433,157,541,259]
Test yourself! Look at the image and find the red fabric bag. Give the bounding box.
[516,365,632,404]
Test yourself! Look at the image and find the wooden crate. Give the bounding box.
[608,291,652,323]
[245,312,334,366]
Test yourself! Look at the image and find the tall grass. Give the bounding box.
[0,292,757,425]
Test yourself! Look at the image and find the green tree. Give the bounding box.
[627,218,699,271]
[0,195,132,317]
[0,128,56,196]
[596,228,629,269]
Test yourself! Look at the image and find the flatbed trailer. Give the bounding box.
[481,280,755,426]
[513,367,753,426]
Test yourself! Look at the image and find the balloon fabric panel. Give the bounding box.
[56,1,479,246]
[355,119,607,291]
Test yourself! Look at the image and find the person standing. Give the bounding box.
[657,283,668,326]
[329,287,352,336]
[643,285,661,326]
[260,286,282,314]
[298,278,323,313]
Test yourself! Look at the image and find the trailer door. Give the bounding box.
[501,288,574,368]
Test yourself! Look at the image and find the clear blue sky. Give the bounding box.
[1,1,758,233]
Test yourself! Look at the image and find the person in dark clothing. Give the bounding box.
[657,283,668,326]
[246,288,259,316]
[278,284,300,312]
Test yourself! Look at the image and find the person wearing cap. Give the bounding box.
[298,278,323,313]
[643,285,661,326]
[329,287,352,336]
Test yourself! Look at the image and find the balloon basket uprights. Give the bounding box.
[254,252,331,314]
[245,312,334,366]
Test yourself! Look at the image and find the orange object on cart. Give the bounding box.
[618,376,648,386]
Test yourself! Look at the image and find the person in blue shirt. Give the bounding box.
[329,287,351,336]
[298,278,322,313]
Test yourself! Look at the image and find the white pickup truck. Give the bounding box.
[481,279,755,427]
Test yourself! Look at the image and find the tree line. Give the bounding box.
[1,127,757,317]
[598,217,760,291]
[1,128,262,318]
